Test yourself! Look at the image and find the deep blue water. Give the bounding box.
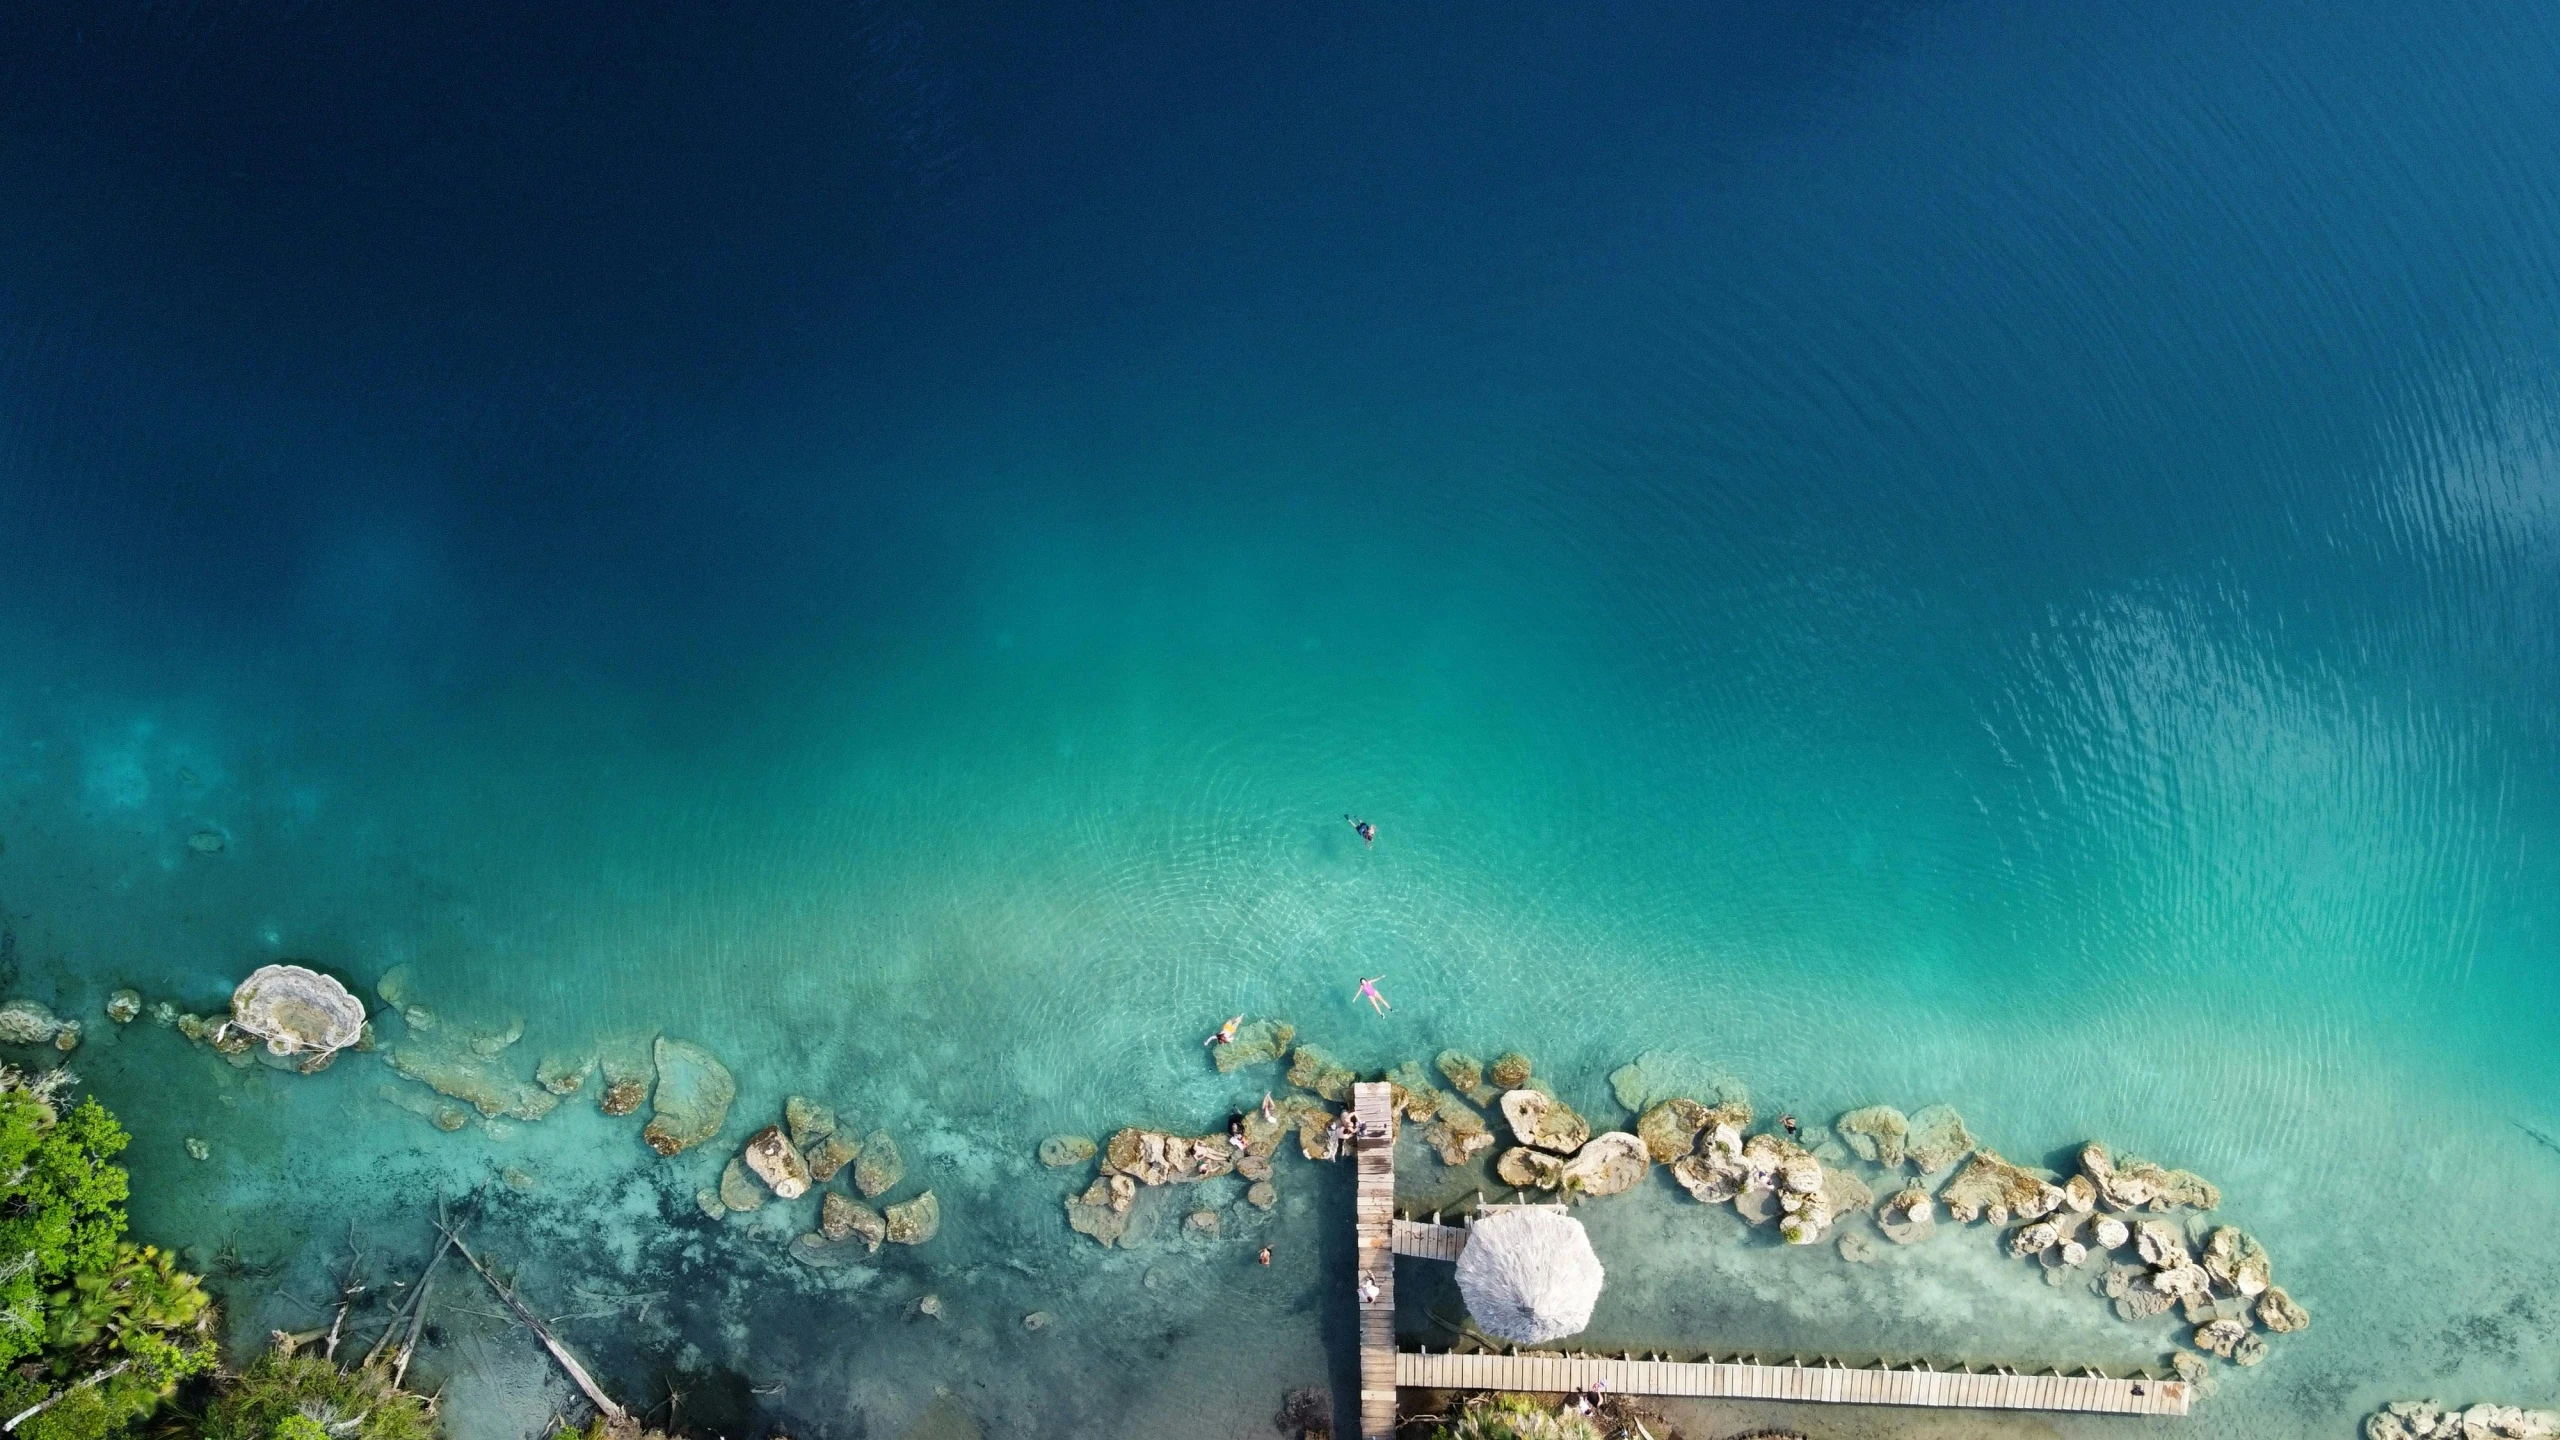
[4,3,2559,1437]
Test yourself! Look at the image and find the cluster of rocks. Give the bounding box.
[1059,1103,1296,1248]
[1652,1098,1871,1245]
[0,999,81,1053]
[2368,1402,2560,1440]
[698,1094,939,1266]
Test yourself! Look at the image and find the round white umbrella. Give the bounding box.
[1455,1207,1605,1345]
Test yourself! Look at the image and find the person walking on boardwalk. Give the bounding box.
[1356,976,1389,1013]
[1345,814,1375,846]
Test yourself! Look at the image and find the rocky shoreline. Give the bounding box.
[1065,1026,2317,1384]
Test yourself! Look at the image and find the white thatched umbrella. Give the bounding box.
[1455,1207,1604,1345]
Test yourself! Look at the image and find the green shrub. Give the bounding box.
[196,1354,435,1440]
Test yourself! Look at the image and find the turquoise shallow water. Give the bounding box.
[5,1,2560,1436]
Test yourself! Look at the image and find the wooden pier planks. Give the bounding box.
[1392,1351,2190,1417]
[1352,1083,1401,1440]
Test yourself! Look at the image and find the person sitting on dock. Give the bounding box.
[1357,1273,1381,1304]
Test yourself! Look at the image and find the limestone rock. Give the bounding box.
[2115,1277,2175,1321]
[1039,1135,1098,1168]
[786,1096,838,1148]
[388,1041,560,1122]
[2256,1285,2310,1333]
[1559,1132,1650,1197]
[694,1188,726,1220]
[1495,1146,1565,1191]
[1435,1050,1483,1092]
[1247,1180,1277,1209]
[600,1077,648,1116]
[1820,1166,1873,1218]
[1386,1061,1444,1121]
[1422,1093,1494,1166]
[1637,1099,1710,1164]
[808,1132,862,1182]
[1939,1150,2064,1225]
[2232,1332,2268,1367]
[1877,1184,1936,1244]
[2009,1219,2061,1257]
[854,1130,904,1197]
[535,1052,595,1096]
[1607,1050,1741,1115]
[1834,1106,1909,1168]
[597,1037,654,1116]
[743,1125,812,1199]
[2058,1240,2088,1266]
[1185,1209,1220,1238]
[1499,1089,1590,1155]
[1671,1151,1745,1204]
[104,990,142,1025]
[1286,1044,1356,1101]
[822,1193,886,1249]
[719,1159,765,1213]
[884,1190,940,1244]
[1903,1104,1974,1174]
[2081,1142,2220,1212]
[52,1022,80,1054]
[1214,1019,1295,1074]
[230,964,366,1056]
[1066,1180,1129,1247]
[1488,1051,1533,1089]
[2203,1226,2273,1296]
[2063,1174,2097,1212]
[2091,1215,2130,1250]
[642,1038,736,1156]
[2193,1317,2249,1358]
[2134,1219,2191,1269]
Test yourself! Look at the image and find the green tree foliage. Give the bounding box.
[194,1355,434,1440]
[0,1069,214,1440]
[1427,1392,1605,1440]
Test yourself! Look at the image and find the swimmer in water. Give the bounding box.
[1345,814,1375,846]
[1356,976,1389,1014]
[1204,1015,1243,1047]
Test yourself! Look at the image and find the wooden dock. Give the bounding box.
[1396,1351,2190,1416]
[1351,1082,1400,1440]
[1343,1079,2196,1434]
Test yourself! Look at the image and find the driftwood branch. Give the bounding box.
[437,1225,625,1422]
[391,1272,435,1390]
[4,1360,132,1432]
[362,1228,456,1370]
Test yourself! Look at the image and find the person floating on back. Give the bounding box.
[1356,976,1389,1014]
[1204,1015,1243,1047]
[1345,814,1376,846]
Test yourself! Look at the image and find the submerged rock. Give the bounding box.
[2202,1226,2274,1296]
[597,1036,654,1116]
[1185,1209,1220,1238]
[2192,1317,2249,1358]
[1672,1151,1745,1204]
[1560,1132,1651,1196]
[2134,1219,2191,1269]
[785,1096,838,1149]
[884,1191,940,1244]
[387,1041,560,1122]
[599,1077,648,1116]
[1834,1106,1909,1168]
[1488,1051,1533,1090]
[187,830,226,854]
[1902,1104,1975,1174]
[808,1131,862,1182]
[1498,1089,1590,1155]
[231,964,366,1057]
[0,999,70,1047]
[1435,1050,1483,1093]
[1385,1061,1443,1121]
[718,1159,765,1213]
[1285,1044,1356,1102]
[1940,1150,2065,1225]
[642,1037,736,1156]
[743,1125,812,1199]
[1636,1098,1710,1164]
[1214,1019,1295,1074]
[1247,1180,1278,1209]
[2256,1285,2310,1333]
[1494,1146,1565,1190]
[854,1131,905,1197]
[1066,1179,1130,1247]
[1039,1135,1098,1168]
[104,990,142,1025]
[1877,1184,1935,1244]
[1422,1092,1495,1166]
[535,1052,595,1096]
[2081,1142,2220,1212]
[822,1193,887,1250]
